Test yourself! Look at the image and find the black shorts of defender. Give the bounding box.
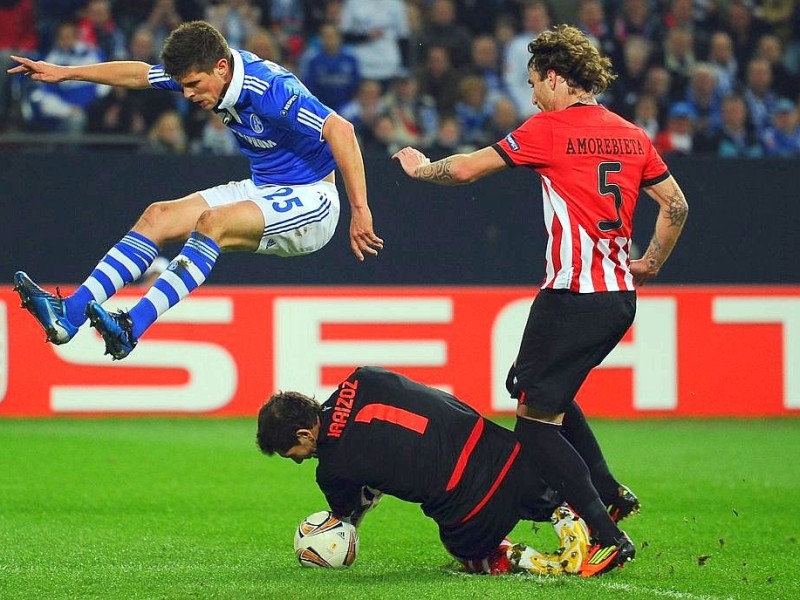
[509,289,636,415]
[438,460,522,561]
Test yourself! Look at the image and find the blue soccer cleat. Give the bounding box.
[13,271,78,344]
[85,300,137,360]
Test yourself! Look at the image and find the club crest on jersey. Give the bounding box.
[505,134,520,151]
[250,114,264,133]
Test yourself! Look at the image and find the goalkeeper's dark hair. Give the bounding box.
[527,24,616,95]
[257,391,321,455]
[161,21,231,79]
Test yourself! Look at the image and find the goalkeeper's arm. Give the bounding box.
[345,486,383,528]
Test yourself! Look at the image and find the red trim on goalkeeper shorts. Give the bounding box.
[446,418,485,492]
[518,391,526,405]
[459,442,521,524]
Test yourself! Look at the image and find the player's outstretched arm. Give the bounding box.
[8,55,152,89]
[631,175,689,285]
[322,113,384,261]
[392,146,507,186]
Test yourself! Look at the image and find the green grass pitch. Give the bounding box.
[1,417,798,600]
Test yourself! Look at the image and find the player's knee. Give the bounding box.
[194,208,226,240]
[135,201,172,233]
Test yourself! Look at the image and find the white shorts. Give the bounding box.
[199,178,340,257]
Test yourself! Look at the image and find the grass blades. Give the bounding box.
[1,418,798,600]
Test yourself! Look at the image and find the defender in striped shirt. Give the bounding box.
[10,21,382,360]
[394,25,688,576]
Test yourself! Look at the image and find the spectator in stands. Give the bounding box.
[706,30,738,95]
[419,0,473,69]
[417,45,461,114]
[503,0,551,118]
[204,0,261,49]
[86,84,145,137]
[632,94,661,140]
[610,35,654,120]
[454,74,497,147]
[655,101,696,155]
[574,0,615,59]
[302,23,360,112]
[143,0,184,52]
[24,21,108,133]
[760,97,800,157]
[339,79,386,139]
[723,0,770,70]
[426,114,475,159]
[684,62,724,138]
[742,57,781,135]
[695,93,764,157]
[611,0,661,53]
[382,73,438,148]
[123,26,176,131]
[462,35,506,100]
[263,0,305,67]
[339,0,410,88]
[658,27,698,102]
[484,95,520,141]
[0,0,37,130]
[191,111,239,156]
[245,27,283,64]
[77,0,127,61]
[754,33,799,102]
[143,109,186,154]
[360,112,404,155]
[641,65,673,125]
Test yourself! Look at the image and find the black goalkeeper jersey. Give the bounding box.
[315,366,552,526]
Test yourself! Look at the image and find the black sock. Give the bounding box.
[561,401,620,503]
[515,416,622,545]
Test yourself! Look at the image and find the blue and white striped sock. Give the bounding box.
[65,231,159,327]
[128,232,220,340]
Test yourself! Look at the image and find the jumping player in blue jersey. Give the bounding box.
[9,21,383,360]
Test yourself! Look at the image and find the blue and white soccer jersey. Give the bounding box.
[147,49,341,256]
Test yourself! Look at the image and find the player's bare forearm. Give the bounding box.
[323,114,383,260]
[9,56,152,88]
[393,146,507,185]
[635,177,689,282]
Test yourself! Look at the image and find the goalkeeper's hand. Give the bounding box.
[348,486,383,528]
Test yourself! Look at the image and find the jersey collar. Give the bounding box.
[217,49,244,111]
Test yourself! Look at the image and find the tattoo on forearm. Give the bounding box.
[417,158,454,183]
[665,191,688,228]
[645,236,663,270]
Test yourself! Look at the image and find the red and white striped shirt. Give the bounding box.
[494,104,669,293]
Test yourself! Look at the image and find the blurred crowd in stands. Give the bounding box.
[2,0,800,157]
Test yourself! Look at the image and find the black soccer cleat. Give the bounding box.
[606,484,640,523]
[580,532,635,577]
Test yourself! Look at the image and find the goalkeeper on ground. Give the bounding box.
[257,366,600,576]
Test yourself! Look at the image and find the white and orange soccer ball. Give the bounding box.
[293,510,359,568]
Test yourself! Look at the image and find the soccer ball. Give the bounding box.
[293,510,359,568]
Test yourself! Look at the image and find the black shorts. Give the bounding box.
[438,460,522,561]
[509,289,636,415]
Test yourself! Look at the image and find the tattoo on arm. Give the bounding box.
[416,158,454,183]
[645,236,663,270]
[666,191,688,228]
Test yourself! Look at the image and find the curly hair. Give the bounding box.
[161,21,231,79]
[256,391,321,456]
[527,24,616,95]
